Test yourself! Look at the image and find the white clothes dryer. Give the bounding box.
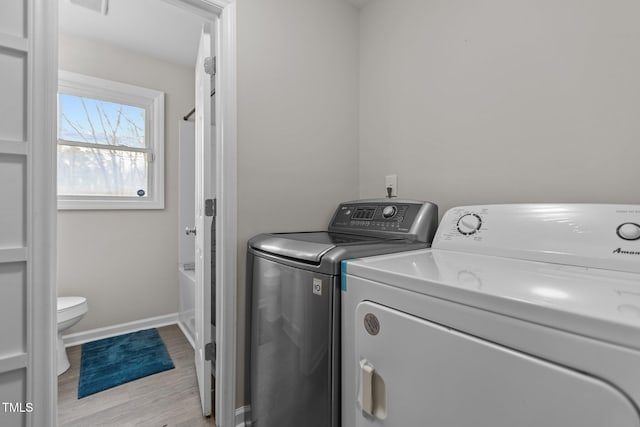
[342,204,640,427]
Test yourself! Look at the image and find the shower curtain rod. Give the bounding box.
[183,89,215,121]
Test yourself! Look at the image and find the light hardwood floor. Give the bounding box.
[58,325,216,427]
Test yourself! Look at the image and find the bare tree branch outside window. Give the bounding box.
[57,94,148,198]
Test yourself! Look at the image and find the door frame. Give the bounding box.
[38,0,239,426]
[212,3,239,427]
[190,4,238,427]
[32,0,60,425]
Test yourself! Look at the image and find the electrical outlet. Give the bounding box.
[385,174,397,198]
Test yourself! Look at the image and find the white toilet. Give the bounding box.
[57,296,88,375]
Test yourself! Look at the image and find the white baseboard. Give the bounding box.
[62,312,179,348]
[177,320,195,350]
[235,405,251,427]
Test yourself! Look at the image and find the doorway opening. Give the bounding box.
[54,0,233,425]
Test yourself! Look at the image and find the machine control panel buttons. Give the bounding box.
[382,205,397,219]
[617,223,640,241]
[457,213,482,236]
[332,202,424,235]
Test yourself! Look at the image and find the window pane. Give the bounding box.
[58,94,146,148]
[57,145,148,197]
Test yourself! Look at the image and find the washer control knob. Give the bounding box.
[382,205,397,219]
[617,223,640,241]
[457,213,482,235]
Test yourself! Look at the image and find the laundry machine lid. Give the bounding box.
[345,248,640,351]
[249,232,388,263]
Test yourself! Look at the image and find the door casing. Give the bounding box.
[32,0,238,426]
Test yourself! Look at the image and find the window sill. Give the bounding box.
[57,198,164,210]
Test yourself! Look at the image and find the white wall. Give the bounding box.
[57,34,195,333]
[359,0,640,213]
[236,0,360,401]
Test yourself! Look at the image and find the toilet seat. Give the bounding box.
[57,296,88,323]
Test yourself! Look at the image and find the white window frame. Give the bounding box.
[57,70,165,210]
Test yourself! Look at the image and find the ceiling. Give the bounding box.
[59,0,210,67]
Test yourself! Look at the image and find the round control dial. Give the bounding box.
[457,213,482,236]
[617,223,640,241]
[382,205,397,219]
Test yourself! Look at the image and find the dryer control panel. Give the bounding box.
[328,199,438,244]
[434,204,640,274]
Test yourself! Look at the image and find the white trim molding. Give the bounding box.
[158,0,230,17]
[0,32,29,52]
[30,0,59,425]
[177,320,196,349]
[216,2,238,427]
[198,0,232,12]
[62,313,179,348]
[159,0,219,18]
[0,248,28,263]
[0,354,29,375]
[0,140,29,155]
[57,71,165,210]
[235,405,251,427]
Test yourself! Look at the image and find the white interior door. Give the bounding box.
[0,8,31,422]
[194,22,215,418]
[0,0,57,425]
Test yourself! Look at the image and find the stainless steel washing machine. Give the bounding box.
[246,199,439,427]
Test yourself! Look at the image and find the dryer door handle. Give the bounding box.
[360,362,375,416]
[359,360,387,419]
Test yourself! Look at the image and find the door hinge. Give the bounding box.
[205,198,216,217]
[204,56,216,76]
[205,342,215,361]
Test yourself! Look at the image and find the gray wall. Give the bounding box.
[57,34,195,333]
[236,0,360,401]
[234,0,640,406]
[359,0,640,213]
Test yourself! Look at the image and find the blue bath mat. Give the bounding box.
[78,328,174,399]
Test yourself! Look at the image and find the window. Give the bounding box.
[57,71,164,209]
